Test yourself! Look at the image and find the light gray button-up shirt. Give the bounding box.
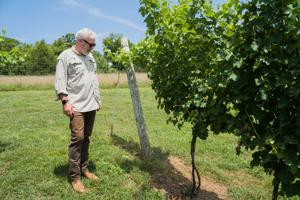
[55,47,101,112]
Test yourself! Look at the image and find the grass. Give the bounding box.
[0,87,299,200]
[0,73,151,91]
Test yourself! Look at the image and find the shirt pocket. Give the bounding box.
[67,58,84,77]
[87,58,97,73]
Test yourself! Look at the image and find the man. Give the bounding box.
[55,28,101,193]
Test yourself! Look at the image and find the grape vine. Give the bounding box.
[133,0,300,199]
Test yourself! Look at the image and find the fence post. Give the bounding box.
[121,37,151,158]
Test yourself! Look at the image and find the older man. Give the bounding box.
[55,28,101,193]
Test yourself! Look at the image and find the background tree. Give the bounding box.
[51,38,65,57]
[103,33,148,72]
[7,45,31,75]
[61,33,75,46]
[103,33,125,70]
[51,33,75,57]
[92,50,110,73]
[0,30,28,75]
[0,37,20,52]
[1,31,110,75]
[26,40,56,75]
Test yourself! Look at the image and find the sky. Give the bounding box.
[0,0,226,53]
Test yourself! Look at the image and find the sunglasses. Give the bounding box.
[82,39,96,48]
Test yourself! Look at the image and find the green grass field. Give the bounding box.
[0,87,299,200]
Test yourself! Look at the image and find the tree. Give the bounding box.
[7,45,30,75]
[0,37,20,52]
[103,33,127,70]
[62,33,76,46]
[221,1,300,199]
[51,38,65,57]
[92,50,110,73]
[0,30,27,75]
[102,33,149,72]
[52,33,75,56]
[137,0,300,199]
[26,40,56,75]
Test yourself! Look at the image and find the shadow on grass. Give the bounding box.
[111,134,223,200]
[0,142,12,154]
[53,161,97,182]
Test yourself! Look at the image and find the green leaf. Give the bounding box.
[251,41,258,51]
[281,181,300,196]
[229,72,237,81]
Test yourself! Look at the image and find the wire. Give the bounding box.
[110,71,121,136]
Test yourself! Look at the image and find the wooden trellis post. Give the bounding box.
[121,37,151,158]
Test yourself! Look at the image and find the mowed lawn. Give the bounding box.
[0,87,299,200]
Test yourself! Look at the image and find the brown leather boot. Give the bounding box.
[71,179,85,193]
[83,171,99,181]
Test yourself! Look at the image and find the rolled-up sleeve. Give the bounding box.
[54,57,68,96]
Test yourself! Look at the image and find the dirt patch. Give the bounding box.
[111,135,229,200]
[152,156,229,200]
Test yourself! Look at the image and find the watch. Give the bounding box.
[62,99,69,105]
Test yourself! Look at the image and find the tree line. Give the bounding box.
[0,30,146,75]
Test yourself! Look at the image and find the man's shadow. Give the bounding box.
[53,160,97,183]
[111,134,224,200]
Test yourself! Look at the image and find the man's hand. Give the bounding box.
[63,103,74,118]
[97,102,102,111]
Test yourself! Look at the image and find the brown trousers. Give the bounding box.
[68,110,96,181]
